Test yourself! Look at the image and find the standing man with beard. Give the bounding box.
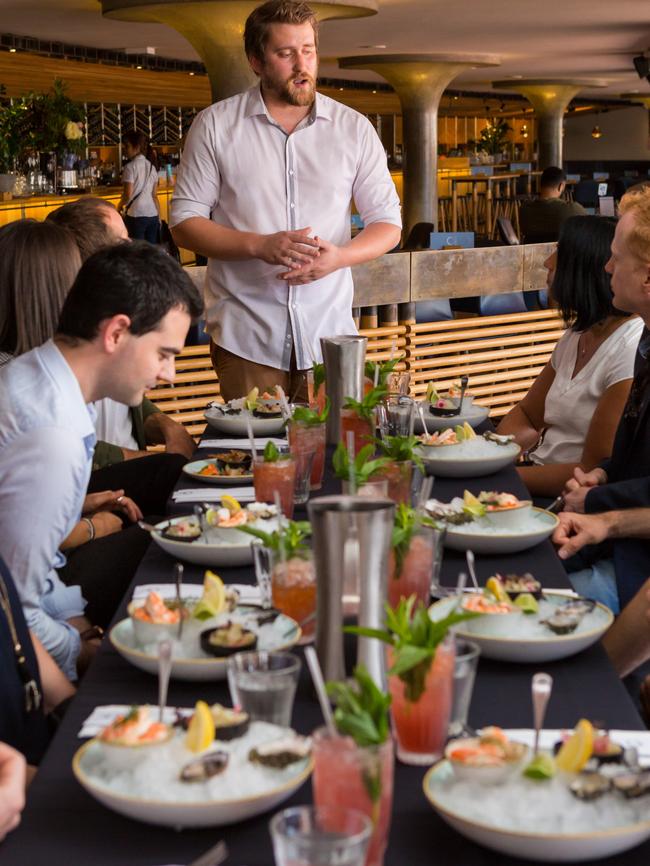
[170,0,402,401]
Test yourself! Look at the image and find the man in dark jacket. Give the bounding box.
[559,185,650,611]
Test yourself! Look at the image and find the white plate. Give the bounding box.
[414,401,490,433]
[423,760,650,862]
[443,508,558,553]
[73,729,312,829]
[182,459,253,487]
[150,516,258,566]
[204,406,287,437]
[110,613,301,681]
[429,593,614,662]
[416,441,520,478]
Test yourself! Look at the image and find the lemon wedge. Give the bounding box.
[555,719,594,773]
[486,575,510,604]
[185,700,215,753]
[220,494,241,514]
[192,570,227,621]
[463,421,475,439]
[244,386,259,411]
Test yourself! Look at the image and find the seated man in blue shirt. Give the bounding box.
[0,242,203,680]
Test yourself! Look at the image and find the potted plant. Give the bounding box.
[0,85,28,192]
[478,118,512,159]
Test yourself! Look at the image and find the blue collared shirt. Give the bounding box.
[0,340,96,679]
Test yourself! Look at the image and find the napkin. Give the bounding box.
[131,583,261,606]
[198,437,287,450]
[79,705,193,738]
[172,487,256,503]
[504,729,650,758]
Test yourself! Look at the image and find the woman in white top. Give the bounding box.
[118,131,160,243]
[497,216,643,498]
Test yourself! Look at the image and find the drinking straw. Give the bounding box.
[346,430,356,495]
[455,571,467,609]
[273,490,287,566]
[373,363,380,388]
[465,549,480,590]
[417,404,431,439]
[276,385,292,420]
[245,416,257,461]
[415,475,433,514]
[305,646,337,736]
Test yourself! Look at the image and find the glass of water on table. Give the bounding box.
[227,651,301,727]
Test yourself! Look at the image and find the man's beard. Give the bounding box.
[263,69,317,107]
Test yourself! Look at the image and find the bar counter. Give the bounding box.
[1,440,646,866]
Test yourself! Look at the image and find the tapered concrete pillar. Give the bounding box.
[493,79,607,170]
[340,54,500,240]
[102,0,377,102]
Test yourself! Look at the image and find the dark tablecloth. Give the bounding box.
[2,436,646,866]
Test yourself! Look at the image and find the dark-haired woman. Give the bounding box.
[497,216,643,497]
[118,131,160,243]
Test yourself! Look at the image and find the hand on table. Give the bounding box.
[553,512,612,559]
[278,235,344,284]
[256,227,320,269]
[162,423,196,460]
[83,490,142,523]
[561,467,607,513]
[0,743,26,841]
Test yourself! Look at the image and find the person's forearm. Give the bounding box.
[496,404,541,451]
[602,577,650,677]
[339,222,401,267]
[30,632,76,715]
[517,462,581,498]
[597,508,650,539]
[60,518,94,552]
[171,217,260,260]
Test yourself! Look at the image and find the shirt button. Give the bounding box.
[290,203,295,209]
[289,170,294,176]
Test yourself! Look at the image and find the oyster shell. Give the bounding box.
[612,770,650,798]
[569,772,611,801]
[248,734,311,769]
[558,598,596,617]
[483,431,515,446]
[180,750,229,782]
[542,611,581,635]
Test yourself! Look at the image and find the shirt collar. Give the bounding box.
[37,340,97,450]
[244,84,333,124]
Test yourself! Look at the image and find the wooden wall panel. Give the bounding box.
[411,246,524,300]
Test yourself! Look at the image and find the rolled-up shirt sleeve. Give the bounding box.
[170,110,222,228]
[352,118,402,229]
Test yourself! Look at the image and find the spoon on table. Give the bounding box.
[465,549,480,590]
[531,672,553,756]
[157,638,173,723]
[174,562,184,639]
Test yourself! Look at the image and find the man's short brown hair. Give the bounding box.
[619,185,650,264]
[46,197,121,261]
[244,0,319,62]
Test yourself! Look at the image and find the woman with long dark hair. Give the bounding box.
[117,130,160,243]
[497,215,643,497]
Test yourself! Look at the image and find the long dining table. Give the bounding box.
[2,429,648,866]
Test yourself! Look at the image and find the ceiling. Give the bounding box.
[0,0,649,98]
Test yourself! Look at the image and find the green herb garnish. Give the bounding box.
[347,597,479,703]
[262,441,281,462]
[391,503,439,579]
[374,434,424,473]
[365,358,400,387]
[343,385,388,423]
[312,362,326,391]
[241,519,311,559]
[332,442,390,488]
[326,665,391,814]
[290,396,330,426]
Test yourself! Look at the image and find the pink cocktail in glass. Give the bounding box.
[340,409,374,456]
[271,551,316,643]
[388,637,455,765]
[380,460,412,505]
[287,420,326,490]
[312,728,394,866]
[253,456,296,518]
[387,527,434,609]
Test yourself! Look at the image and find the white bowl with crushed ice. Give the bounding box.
[425,723,650,862]
[111,574,301,681]
[73,702,313,828]
[149,499,279,567]
[203,387,294,437]
[416,427,520,478]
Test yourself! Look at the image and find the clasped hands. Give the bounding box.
[257,227,343,284]
[82,489,142,539]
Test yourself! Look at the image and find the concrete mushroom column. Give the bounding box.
[492,79,607,170]
[101,0,378,102]
[339,54,500,240]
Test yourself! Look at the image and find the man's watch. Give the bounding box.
[79,625,104,642]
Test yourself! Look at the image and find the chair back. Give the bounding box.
[480,292,528,316]
[496,217,520,246]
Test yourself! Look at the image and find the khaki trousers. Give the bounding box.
[211,342,309,404]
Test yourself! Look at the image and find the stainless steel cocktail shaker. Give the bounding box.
[320,335,367,445]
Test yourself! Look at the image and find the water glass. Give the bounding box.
[252,542,273,609]
[292,448,316,506]
[270,805,372,866]
[227,651,301,727]
[341,477,389,499]
[377,396,414,438]
[386,370,411,396]
[448,639,481,738]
